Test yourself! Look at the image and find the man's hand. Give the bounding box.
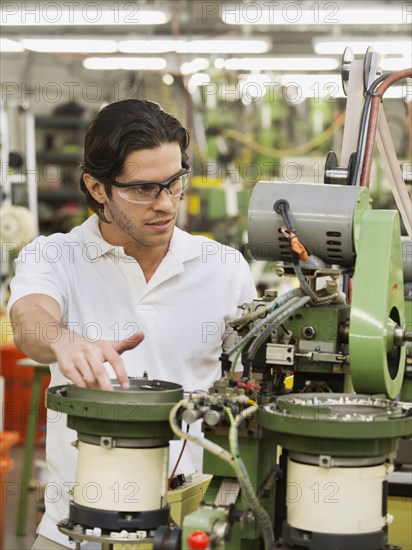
[51,331,145,391]
[10,294,144,391]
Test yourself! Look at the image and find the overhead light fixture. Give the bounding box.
[177,39,269,54]
[83,57,167,70]
[180,58,210,75]
[380,57,412,71]
[281,74,344,98]
[118,39,184,53]
[281,74,407,99]
[1,6,169,25]
[0,38,24,51]
[221,4,408,25]
[21,38,117,53]
[313,38,411,55]
[118,38,269,54]
[216,57,339,71]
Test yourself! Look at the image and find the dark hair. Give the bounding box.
[79,99,190,221]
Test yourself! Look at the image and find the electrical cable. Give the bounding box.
[169,400,275,549]
[229,294,303,376]
[351,72,393,186]
[226,288,305,359]
[169,400,235,467]
[244,295,311,369]
[360,68,412,187]
[291,260,319,303]
[168,425,189,490]
[224,405,275,550]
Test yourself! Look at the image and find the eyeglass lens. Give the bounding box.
[117,172,189,204]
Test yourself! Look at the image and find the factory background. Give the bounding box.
[0,1,411,549]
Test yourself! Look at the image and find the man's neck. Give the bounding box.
[98,220,170,282]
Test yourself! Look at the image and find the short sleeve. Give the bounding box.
[7,236,67,318]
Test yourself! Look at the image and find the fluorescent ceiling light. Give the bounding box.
[118,39,184,53]
[313,38,411,55]
[180,58,210,75]
[221,5,408,25]
[0,38,24,51]
[1,7,169,25]
[216,57,339,71]
[380,57,412,71]
[21,39,117,53]
[281,74,344,98]
[177,39,269,54]
[118,38,269,54]
[83,57,167,70]
[280,74,407,99]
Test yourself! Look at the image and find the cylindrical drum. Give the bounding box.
[248,181,371,266]
[46,379,183,531]
[73,442,169,512]
[286,458,390,534]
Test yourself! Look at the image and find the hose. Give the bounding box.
[225,405,275,550]
[245,295,311,368]
[169,400,275,549]
[360,68,412,187]
[169,399,234,465]
[226,288,305,358]
[230,294,303,375]
[351,72,393,186]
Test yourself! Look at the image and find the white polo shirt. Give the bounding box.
[8,215,256,547]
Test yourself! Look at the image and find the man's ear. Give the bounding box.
[83,174,107,204]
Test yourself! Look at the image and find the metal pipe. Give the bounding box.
[360,68,412,187]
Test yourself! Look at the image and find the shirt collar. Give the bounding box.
[77,214,202,264]
[77,214,118,260]
[168,226,203,263]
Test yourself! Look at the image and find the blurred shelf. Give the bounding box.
[37,188,83,203]
[35,117,86,129]
[36,152,80,163]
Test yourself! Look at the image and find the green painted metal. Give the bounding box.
[350,210,405,398]
[352,187,373,255]
[400,297,412,402]
[282,304,350,373]
[201,430,277,545]
[46,381,183,438]
[182,507,227,550]
[259,393,412,457]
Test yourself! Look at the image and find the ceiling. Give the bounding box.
[1,0,410,70]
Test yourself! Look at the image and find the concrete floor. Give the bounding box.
[3,444,44,550]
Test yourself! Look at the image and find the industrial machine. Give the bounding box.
[46,51,412,550]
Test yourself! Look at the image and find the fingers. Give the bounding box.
[57,333,144,392]
[114,332,145,354]
[59,350,114,391]
[103,345,130,390]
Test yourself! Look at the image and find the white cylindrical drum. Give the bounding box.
[248,181,371,266]
[286,458,389,534]
[73,441,169,512]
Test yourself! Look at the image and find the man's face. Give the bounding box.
[102,142,184,250]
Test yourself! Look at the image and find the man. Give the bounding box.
[8,99,256,548]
